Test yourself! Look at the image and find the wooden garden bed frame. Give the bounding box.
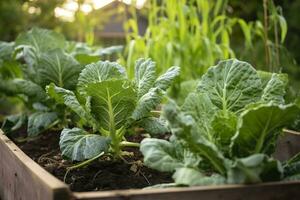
[1,129,300,200]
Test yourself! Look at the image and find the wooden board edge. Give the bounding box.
[73,180,300,200]
[0,129,71,200]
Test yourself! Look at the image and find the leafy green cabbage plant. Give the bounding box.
[46,58,179,161]
[1,28,83,137]
[1,28,124,137]
[140,59,300,187]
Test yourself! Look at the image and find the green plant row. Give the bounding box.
[0,27,179,162]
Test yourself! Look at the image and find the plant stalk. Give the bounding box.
[64,152,105,183]
[120,141,140,148]
[106,88,120,157]
[263,0,271,71]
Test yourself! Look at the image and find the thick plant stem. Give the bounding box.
[106,88,121,157]
[120,141,140,148]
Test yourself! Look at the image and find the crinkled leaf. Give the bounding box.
[140,138,185,172]
[15,46,39,80]
[38,49,82,89]
[1,114,27,134]
[0,79,19,96]
[173,167,226,186]
[163,101,227,174]
[181,92,217,139]
[78,61,126,94]
[232,104,300,157]
[86,80,136,131]
[0,41,14,60]
[60,128,110,161]
[197,59,262,112]
[15,27,65,54]
[189,130,227,175]
[15,28,65,80]
[0,79,47,102]
[258,70,273,87]
[211,110,237,153]
[176,80,198,105]
[154,66,180,91]
[227,154,283,184]
[32,102,50,112]
[27,111,58,137]
[46,83,92,125]
[14,79,47,101]
[131,87,163,121]
[0,60,22,79]
[134,58,156,98]
[261,73,288,105]
[137,117,169,135]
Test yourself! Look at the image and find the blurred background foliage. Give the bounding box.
[229,0,300,90]
[0,0,299,89]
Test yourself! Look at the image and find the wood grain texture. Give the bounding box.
[274,130,300,161]
[73,181,300,200]
[0,130,70,200]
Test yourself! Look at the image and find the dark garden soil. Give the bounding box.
[10,130,172,192]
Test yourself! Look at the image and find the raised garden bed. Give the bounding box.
[1,129,300,200]
[0,130,69,200]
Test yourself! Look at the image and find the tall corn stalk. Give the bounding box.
[123,0,254,81]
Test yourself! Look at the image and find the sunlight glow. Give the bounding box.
[54,7,75,22]
[54,0,147,22]
[81,4,93,13]
[93,0,114,9]
[65,1,78,11]
[123,0,147,9]
[28,6,41,15]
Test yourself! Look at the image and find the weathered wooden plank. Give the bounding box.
[73,181,300,200]
[0,130,70,200]
[274,129,300,161]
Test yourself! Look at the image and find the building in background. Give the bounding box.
[94,1,147,45]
